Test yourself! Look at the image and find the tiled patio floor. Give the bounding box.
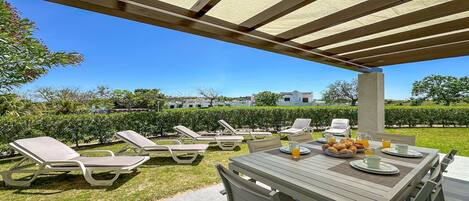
[162,154,469,201]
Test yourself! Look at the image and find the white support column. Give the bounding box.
[358,72,384,134]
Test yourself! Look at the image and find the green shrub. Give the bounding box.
[0,106,467,152]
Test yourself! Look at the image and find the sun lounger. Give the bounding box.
[280,118,312,135]
[174,125,243,150]
[218,119,272,139]
[115,130,208,164]
[323,119,351,137]
[1,136,149,187]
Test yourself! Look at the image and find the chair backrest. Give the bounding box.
[414,163,443,201]
[218,119,237,134]
[413,180,437,201]
[216,164,292,201]
[287,133,313,143]
[369,133,416,146]
[330,119,349,129]
[173,125,202,139]
[291,118,311,129]
[247,137,282,153]
[11,136,80,163]
[116,130,156,148]
[442,149,458,164]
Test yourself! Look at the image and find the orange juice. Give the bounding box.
[292,147,300,160]
[382,140,391,148]
[357,139,369,148]
[327,136,336,144]
[364,148,375,157]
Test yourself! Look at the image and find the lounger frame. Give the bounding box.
[116,136,205,164]
[1,142,148,187]
[174,126,242,151]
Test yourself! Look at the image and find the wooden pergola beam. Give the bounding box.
[325,17,469,55]
[277,0,410,40]
[343,31,469,60]
[46,0,372,72]
[239,0,315,31]
[189,0,220,18]
[359,40,469,66]
[304,0,469,48]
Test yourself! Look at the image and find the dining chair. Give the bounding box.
[442,149,457,166]
[411,163,444,201]
[287,133,313,143]
[216,164,295,201]
[247,137,282,153]
[369,132,416,146]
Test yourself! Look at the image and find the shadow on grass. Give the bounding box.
[141,155,204,167]
[0,171,139,195]
[206,146,241,152]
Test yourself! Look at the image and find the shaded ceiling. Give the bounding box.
[48,0,469,73]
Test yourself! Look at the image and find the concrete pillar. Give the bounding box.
[358,72,384,134]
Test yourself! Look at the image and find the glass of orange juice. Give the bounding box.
[357,132,370,148]
[382,139,391,148]
[326,133,336,144]
[364,148,376,157]
[289,142,301,160]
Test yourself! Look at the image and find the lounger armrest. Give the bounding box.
[155,139,182,145]
[143,145,173,153]
[80,150,115,157]
[43,160,87,170]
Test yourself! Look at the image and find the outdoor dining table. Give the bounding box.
[229,140,439,201]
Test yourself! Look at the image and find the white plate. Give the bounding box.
[350,160,400,175]
[317,138,327,144]
[381,148,423,158]
[279,146,311,155]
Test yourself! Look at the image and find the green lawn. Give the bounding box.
[0,128,467,201]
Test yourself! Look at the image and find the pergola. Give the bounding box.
[48,0,469,133]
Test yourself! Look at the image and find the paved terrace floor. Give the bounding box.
[161,154,469,201]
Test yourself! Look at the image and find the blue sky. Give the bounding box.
[11,0,469,99]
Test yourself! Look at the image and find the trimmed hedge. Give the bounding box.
[0,106,468,152]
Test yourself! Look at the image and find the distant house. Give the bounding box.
[277,91,314,106]
[167,98,253,109]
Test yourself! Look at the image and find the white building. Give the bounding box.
[277,91,314,106]
[167,98,253,109]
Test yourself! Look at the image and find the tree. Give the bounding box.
[322,79,358,106]
[111,89,134,109]
[133,89,166,111]
[198,88,220,107]
[254,91,281,106]
[412,75,467,106]
[0,1,83,93]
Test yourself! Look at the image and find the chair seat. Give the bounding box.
[143,144,209,151]
[215,136,244,141]
[324,128,347,134]
[70,156,148,167]
[280,128,303,134]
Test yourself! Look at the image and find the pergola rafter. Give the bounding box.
[48,0,469,71]
[277,0,411,41]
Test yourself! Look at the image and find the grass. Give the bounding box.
[0,127,468,201]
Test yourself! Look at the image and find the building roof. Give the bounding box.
[49,0,469,73]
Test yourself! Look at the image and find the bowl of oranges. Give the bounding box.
[322,138,362,158]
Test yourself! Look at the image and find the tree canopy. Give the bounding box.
[0,1,83,93]
[254,91,281,106]
[412,75,468,106]
[322,79,358,106]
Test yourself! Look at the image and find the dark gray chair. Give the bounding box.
[216,164,294,201]
[247,137,282,153]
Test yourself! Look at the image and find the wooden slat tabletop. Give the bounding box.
[229,141,438,201]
